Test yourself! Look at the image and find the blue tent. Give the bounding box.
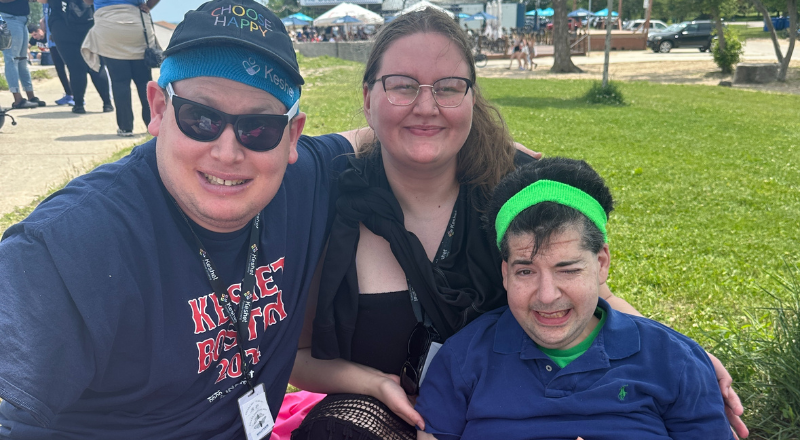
[333,15,361,24]
[465,11,498,20]
[525,8,553,16]
[593,8,618,16]
[287,12,313,21]
[282,16,310,26]
[457,12,471,19]
[568,8,593,17]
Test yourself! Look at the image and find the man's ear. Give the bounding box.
[597,243,610,285]
[146,81,167,137]
[501,260,509,291]
[286,112,306,165]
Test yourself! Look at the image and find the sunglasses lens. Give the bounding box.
[400,361,419,395]
[236,116,286,152]
[407,324,432,357]
[176,103,224,142]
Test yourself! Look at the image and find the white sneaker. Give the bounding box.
[117,129,135,137]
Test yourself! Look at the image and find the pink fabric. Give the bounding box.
[271,391,326,440]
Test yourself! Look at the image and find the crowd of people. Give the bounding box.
[0,1,750,440]
[292,24,371,43]
[0,0,159,136]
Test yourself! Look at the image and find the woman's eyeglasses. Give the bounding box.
[372,75,473,108]
[166,83,299,152]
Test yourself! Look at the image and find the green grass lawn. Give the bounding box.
[728,23,789,41]
[297,55,800,347]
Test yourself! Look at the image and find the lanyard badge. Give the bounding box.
[173,203,272,438]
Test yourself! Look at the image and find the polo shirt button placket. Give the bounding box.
[545,365,553,372]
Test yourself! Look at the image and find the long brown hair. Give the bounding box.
[361,8,517,203]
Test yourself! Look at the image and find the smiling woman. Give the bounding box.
[288,8,523,440]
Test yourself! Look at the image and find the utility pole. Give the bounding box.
[642,0,652,39]
[618,0,622,29]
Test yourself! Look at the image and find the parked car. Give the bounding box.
[647,20,715,53]
[625,19,668,33]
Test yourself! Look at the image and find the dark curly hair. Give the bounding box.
[484,157,614,261]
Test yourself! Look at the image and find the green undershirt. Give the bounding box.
[537,307,607,369]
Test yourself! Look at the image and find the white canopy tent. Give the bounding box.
[398,1,454,18]
[313,3,384,26]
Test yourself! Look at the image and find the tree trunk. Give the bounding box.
[751,0,784,63]
[711,6,726,52]
[551,0,583,72]
[618,0,623,29]
[602,0,613,86]
[779,0,797,80]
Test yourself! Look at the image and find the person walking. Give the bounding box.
[1,0,46,109]
[81,0,158,136]
[38,0,74,105]
[47,0,113,114]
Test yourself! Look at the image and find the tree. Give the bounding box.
[551,0,583,72]
[602,0,613,86]
[751,0,797,81]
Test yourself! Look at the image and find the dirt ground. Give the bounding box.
[477,58,800,95]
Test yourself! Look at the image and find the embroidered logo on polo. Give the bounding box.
[210,4,274,36]
[618,384,629,401]
[188,256,288,387]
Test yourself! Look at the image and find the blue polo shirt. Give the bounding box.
[416,298,734,440]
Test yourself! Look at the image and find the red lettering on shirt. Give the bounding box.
[189,294,218,334]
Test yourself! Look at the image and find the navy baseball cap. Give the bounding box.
[164,0,303,86]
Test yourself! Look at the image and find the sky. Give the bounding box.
[151,0,211,24]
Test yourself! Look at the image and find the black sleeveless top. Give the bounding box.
[350,291,418,376]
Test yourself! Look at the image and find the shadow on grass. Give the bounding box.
[491,95,613,109]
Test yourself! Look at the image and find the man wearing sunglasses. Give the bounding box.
[0,1,354,438]
[415,158,734,440]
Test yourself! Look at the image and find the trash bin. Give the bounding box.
[40,51,53,65]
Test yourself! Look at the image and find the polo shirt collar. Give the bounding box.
[493,297,641,361]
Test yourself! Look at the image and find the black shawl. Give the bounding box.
[311,152,511,361]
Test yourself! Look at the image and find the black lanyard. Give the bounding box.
[407,203,458,329]
[174,203,261,391]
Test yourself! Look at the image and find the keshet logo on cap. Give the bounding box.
[158,46,300,111]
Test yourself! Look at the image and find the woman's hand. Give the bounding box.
[514,142,542,159]
[374,374,425,430]
[708,353,748,438]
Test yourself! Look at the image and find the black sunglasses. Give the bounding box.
[166,83,299,152]
[400,323,435,396]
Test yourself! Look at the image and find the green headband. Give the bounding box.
[495,179,608,249]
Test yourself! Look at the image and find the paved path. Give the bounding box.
[0,66,156,216]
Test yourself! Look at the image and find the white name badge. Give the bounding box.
[419,341,443,386]
[238,383,274,440]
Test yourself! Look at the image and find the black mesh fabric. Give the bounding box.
[291,394,415,440]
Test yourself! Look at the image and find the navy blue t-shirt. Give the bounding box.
[0,134,351,439]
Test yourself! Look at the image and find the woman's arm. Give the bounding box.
[290,248,425,429]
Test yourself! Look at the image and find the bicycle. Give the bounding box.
[470,35,489,68]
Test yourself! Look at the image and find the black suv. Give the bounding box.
[647,20,715,53]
